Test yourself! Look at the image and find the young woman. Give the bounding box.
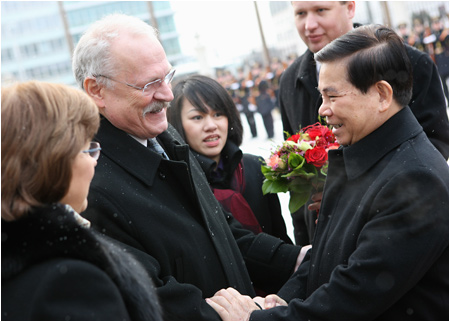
[168,75,292,243]
[1,81,161,320]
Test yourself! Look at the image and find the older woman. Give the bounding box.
[1,81,161,320]
[168,75,292,244]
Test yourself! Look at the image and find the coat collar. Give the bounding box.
[2,203,97,279]
[95,118,188,187]
[295,49,317,88]
[192,141,242,181]
[334,107,423,180]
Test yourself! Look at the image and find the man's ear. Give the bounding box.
[347,1,356,20]
[84,77,106,109]
[375,80,393,113]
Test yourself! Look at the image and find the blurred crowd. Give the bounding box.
[214,56,297,139]
[210,14,449,127]
[396,15,449,100]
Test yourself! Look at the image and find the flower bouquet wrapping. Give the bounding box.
[261,122,340,213]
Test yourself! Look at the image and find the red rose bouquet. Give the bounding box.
[261,122,340,213]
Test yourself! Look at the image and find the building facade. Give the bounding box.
[1,1,182,86]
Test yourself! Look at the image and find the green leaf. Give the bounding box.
[288,180,312,193]
[288,191,310,213]
[262,178,289,194]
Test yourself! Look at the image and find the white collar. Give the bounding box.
[316,61,321,81]
[128,134,148,147]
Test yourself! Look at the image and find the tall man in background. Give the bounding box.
[279,1,449,246]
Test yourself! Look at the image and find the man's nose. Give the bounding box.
[318,100,331,118]
[305,14,319,31]
[153,81,174,102]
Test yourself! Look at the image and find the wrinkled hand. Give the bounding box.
[253,296,265,309]
[206,288,260,321]
[262,294,288,309]
[308,191,323,212]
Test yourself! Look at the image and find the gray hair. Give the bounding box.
[72,13,159,90]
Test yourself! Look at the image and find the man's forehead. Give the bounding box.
[318,60,347,82]
[293,1,339,10]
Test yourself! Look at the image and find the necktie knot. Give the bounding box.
[148,138,168,159]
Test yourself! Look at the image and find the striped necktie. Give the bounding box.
[148,138,168,159]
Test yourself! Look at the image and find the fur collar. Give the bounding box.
[2,203,162,320]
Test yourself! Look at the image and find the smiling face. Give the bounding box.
[96,33,174,139]
[60,141,97,213]
[181,98,228,164]
[292,1,355,53]
[318,60,385,146]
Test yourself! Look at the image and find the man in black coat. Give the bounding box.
[207,25,449,321]
[72,14,302,320]
[278,1,449,246]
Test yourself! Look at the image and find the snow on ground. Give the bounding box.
[240,109,295,242]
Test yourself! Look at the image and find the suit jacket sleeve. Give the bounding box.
[223,209,300,294]
[278,72,295,137]
[408,46,449,159]
[250,167,448,320]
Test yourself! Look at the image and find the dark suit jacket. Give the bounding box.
[251,107,449,320]
[84,119,300,320]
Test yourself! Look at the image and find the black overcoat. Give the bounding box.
[2,204,161,321]
[278,27,449,246]
[251,107,449,320]
[84,119,300,320]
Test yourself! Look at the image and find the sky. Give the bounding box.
[171,1,277,66]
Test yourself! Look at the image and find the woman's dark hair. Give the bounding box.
[315,24,413,107]
[168,75,243,146]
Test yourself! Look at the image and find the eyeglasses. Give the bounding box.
[82,141,101,160]
[95,69,176,96]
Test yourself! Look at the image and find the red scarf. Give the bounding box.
[212,161,262,234]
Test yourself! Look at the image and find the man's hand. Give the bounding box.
[262,294,288,309]
[308,191,323,212]
[206,288,260,321]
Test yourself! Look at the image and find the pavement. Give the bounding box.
[239,109,295,242]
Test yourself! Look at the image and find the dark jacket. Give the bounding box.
[84,119,300,320]
[279,36,449,160]
[251,107,449,320]
[192,141,292,244]
[256,92,275,116]
[278,28,449,246]
[2,204,161,321]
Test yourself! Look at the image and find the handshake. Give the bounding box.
[206,288,287,321]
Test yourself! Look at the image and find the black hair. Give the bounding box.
[314,24,413,107]
[168,75,243,146]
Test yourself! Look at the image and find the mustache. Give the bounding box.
[142,101,169,117]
